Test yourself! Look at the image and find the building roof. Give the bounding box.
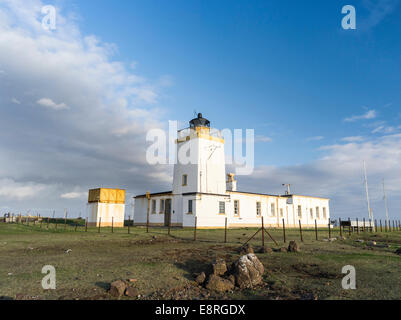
[134,191,172,199]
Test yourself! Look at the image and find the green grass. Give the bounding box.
[1,223,401,300]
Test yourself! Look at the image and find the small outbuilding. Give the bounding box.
[87,188,125,227]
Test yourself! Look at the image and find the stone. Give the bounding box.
[212,259,227,276]
[205,274,234,293]
[279,247,288,253]
[395,248,401,255]
[239,244,254,255]
[233,254,264,289]
[367,241,377,246]
[15,293,25,300]
[125,287,139,297]
[195,272,206,285]
[109,280,127,297]
[227,274,236,285]
[328,238,337,242]
[356,239,364,243]
[288,241,300,252]
[259,246,273,254]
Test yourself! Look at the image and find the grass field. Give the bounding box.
[1,222,401,300]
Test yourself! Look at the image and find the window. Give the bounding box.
[151,200,156,214]
[271,203,276,217]
[310,208,313,219]
[316,207,320,219]
[323,207,327,219]
[182,174,188,186]
[234,200,240,216]
[160,199,165,214]
[256,202,261,216]
[297,205,302,218]
[280,208,284,218]
[219,202,225,214]
[188,200,193,213]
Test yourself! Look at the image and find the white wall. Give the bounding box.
[88,202,125,227]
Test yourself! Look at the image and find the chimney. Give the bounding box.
[226,173,237,192]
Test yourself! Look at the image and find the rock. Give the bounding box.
[395,248,401,255]
[125,287,138,297]
[109,280,127,297]
[239,244,254,255]
[367,241,377,246]
[279,247,288,253]
[259,246,273,254]
[212,259,227,276]
[195,272,206,285]
[288,241,300,252]
[328,238,337,242]
[205,274,234,293]
[65,249,72,254]
[15,293,25,300]
[227,274,236,285]
[356,239,364,243]
[233,254,264,289]
[338,236,347,240]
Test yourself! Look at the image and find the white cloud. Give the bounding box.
[372,125,401,134]
[0,178,49,200]
[61,192,87,199]
[341,136,364,142]
[37,98,68,110]
[306,136,324,142]
[344,110,377,122]
[237,133,401,219]
[11,98,21,104]
[0,0,171,214]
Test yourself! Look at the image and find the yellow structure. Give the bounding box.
[87,188,126,227]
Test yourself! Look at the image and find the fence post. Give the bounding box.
[356,218,359,234]
[85,218,88,232]
[348,218,351,236]
[328,218,331,239]
[299,220,303,242]
[369,219,372,233]
[339,218,342,238]
[194,216,197,241]
[363,218,366,232]
[315,220,318,241]
[112,217,114,233]
[64,212,67,230]
[75,223,78,232]
[385,220,388,232]
[224,217,228,243]
[168,215,171,236]
[40,219,42,230]
[55,218,57,230]
[261,217,265,247]
[282,219,286,243]
[380,220,382,232]
[98,217,101,233]
[128,216,131,234]
[47,217,50,229]
[374,219,377,233]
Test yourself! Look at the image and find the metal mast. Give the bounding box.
[363,161,373,221]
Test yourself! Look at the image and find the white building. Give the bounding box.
[134,114,330,228]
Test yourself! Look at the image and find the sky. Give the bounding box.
[0,0,401,219]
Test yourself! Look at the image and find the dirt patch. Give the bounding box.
[291,263,340,279]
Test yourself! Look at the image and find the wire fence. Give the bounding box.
[2,214,401,248]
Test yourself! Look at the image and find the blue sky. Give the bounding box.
[71,0,401,166]
[0,0,401,219]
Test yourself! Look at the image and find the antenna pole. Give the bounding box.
[383,179,390,226]
[363,161,373,221]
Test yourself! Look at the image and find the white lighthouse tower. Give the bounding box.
[173,113,226,195]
